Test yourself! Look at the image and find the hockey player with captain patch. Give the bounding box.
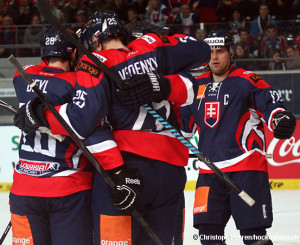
[113,28,296,245]
[179,29,296,245]
[13,10,211,245]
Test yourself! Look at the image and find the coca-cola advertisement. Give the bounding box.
[265,120,300,189]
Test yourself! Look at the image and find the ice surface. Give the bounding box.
[1,190,299,245]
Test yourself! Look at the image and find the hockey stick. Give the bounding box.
[8,55,164,245]
[0,99,17,113]
[0,98,64,141]
[36,0,255,207]
[0,101,14,243]
[0,221,11,245]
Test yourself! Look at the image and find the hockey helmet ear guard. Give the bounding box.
[204,29,234,54]
[41,25,78,62]
[81,10,128,50]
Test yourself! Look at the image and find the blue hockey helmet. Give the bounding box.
[41,25,78,62]
[204,29,234,53]
[80,10,127,50]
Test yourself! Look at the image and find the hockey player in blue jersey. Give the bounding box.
[114,28,297,245]
[11,25,126,245]
[13,11,211,245]
[177,29,296,245]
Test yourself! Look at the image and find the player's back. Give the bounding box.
[11,63,93,197]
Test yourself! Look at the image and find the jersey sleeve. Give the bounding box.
[83,121,124,170]
[179,104,197,139]
[242,72,286,131]
[166,72,196,107]
[140,33,210,74]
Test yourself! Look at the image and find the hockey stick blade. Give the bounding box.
[0,221,11,245]
[37,0,255,207]
[8,54,164,245]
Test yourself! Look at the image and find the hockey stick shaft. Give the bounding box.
[0,99,17,114]
[8,55,164,245]
[0,221,11,245]
[37,0,254,207]
[0,99,64,141]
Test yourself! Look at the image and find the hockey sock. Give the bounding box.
[198,224,226,245]
[240,228,273,245]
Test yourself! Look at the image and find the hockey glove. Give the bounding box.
[116,73,171,107]
[272,111,296,139]
[109,167,141,214]
[14,97,50,137]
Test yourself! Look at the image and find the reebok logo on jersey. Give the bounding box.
[148,73,160,91]
[77,60,100,78]
[125,178,140,185]
[26,103,36,126]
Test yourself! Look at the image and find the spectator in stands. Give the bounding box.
[62,0,89,24]
[172,4,198,36]
[268,48,286,70]
[47,0,64,23]
[103,0,129,23]
[129,0,148,20]
[250,3,276,42]
[145,0,168,26]
[195,27,207,40]
[237,0,260,20]
[192,0,218,23]
[88,0,108,13]
[260,24,287,58]
[233,42,256,70]
[238,27,260,58]
[229,8,245,42]
[0,0,8,24]
[12,0,39,25]
[126,6,141,24]
[217,0,238,22]
[293,31,300,54]
[291,0,300,18]
[23,14,46,57]
[0,15,15,57]
[285,45,300,69]
[269,0,292,20]
[75,9,88,26]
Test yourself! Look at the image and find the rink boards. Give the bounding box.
[0,122,300,192]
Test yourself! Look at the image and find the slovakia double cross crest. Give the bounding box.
[204,101,220,128]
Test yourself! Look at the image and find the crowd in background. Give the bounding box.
[0,0,300,70]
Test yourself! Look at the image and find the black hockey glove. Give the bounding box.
[14,97,49,137]
[272,111,296,139]
[109,167,141,214]
[116,73,171,107]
